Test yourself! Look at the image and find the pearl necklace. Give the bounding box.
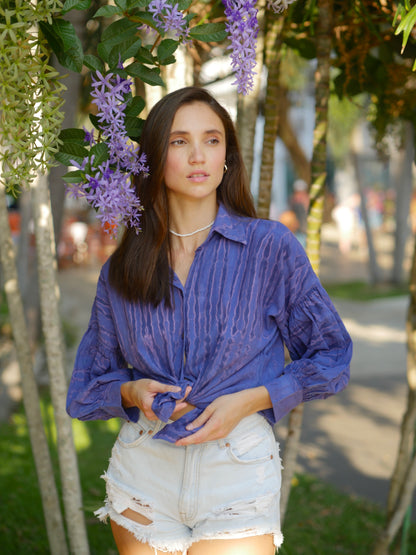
[169,219,215,237]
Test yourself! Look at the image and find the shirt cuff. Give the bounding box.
[106,380,140,422]
[264,371,303,423]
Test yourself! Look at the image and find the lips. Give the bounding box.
[187,171,209,178]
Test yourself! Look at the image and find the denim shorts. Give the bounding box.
[95,412,283,554]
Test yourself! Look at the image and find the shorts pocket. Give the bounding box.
[117,420,153,448]
[224,425,276,465]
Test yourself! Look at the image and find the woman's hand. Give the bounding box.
[121,379,191,421]
[175,386,272,446]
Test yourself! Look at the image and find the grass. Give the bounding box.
[2,398,415,554]
[323,280,409,301]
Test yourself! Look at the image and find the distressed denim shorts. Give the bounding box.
[95,412,283,554]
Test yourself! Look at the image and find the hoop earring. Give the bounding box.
[224,163,228,173]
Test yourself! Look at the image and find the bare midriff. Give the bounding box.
[169,402,196,421]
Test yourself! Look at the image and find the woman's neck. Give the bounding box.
[168,198,218,251]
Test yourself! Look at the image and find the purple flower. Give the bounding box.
[83,127,96,146]
[223,1,259,95]
[66,70,148,235]
[148,0,188,38]
[267,0,297,14]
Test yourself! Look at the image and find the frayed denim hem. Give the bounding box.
[95,505,190,555]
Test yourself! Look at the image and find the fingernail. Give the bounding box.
[186,424,194,431]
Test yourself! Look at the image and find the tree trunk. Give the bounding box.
[281,0,333,522]
[236,0,266,184]
[392,122,414,285]
[31,172,90,555]
[277,86,311,186]
[372,232,416,554]
[0,180,68,555]
[256,11,285,219]
[352,150,381,284]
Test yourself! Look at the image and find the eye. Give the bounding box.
[170,138,186,146]
[207,137,220,145]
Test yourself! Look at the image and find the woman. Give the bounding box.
[67,87,352,555]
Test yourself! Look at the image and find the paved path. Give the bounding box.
[293,296,409,509]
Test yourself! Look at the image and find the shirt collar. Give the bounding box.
[211,203,249,245]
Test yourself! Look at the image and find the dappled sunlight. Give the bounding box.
[297,378,408,503]
[342,318,406,344]
[72,418,120,452]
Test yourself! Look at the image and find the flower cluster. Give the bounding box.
[68,71,148,234]
[223,0,259,96]
[148,0,188,38]
[267,0,298,14]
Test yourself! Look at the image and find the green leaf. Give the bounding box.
[89,114,103,131]
[108,37,142,67]
[98,18,140,66]
[115,0,128,10]
[62,0,91,13]
[62,170,85,184]
[176,0,192,9]
[94,5,121,18]
[125,117,144,140]
[157,39,179,62]
[395,5,416,52]
[126,62,164,86]
[102,17,139,44]
[55,143,89,166]
[134,46,156,64]
[125,96,146,117]
[39,19,84,73]
[90,142,109,165]
[188,22,227,43]
[159,55,176,66]
[59,128,87,145]
[133,12,160,32]
[83,54,105,73]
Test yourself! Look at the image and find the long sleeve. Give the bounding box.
[263,233,352,423]
[66,269,139,422]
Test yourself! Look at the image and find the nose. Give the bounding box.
[189,142,205,164]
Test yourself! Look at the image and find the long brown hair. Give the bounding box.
[109,86,256,306]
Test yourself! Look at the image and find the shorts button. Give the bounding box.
[139,430,143,436]
[225,442,230,447]
[148,430,153,434]
[270,455,273,459]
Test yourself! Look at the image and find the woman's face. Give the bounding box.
[163,101,226,205]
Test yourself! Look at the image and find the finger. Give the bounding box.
[185,407,212,431]
[149,381,182,394]
[176,419,219,446]
[183,385,192,399]
[175,428,207,446]
[171,401,188,415]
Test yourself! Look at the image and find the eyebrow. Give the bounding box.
[169,129,224,137]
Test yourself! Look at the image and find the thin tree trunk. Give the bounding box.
[392,122,414,285]
[256,12,285,219]
[31,172,90,555]
[236,0,266,184]
[281,0,333,522]
[277,85,311,186]
[0,181,68,555]
[350,126,381,283]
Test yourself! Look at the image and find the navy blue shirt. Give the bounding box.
[67,204,352,442]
